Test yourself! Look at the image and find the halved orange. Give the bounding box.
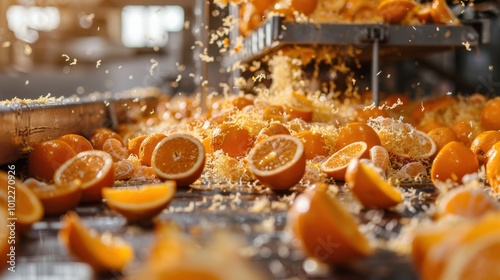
[288,183,373,264]
[0,171,44,232]
[151,134,206,187]
[58,134,94,154]
[58,211,134,272]
[435,186,499,219]
[345,158,403,209]
[139,133,167,166]
[102,181,176,222]
[486,141,500,192]
[431,141,479,186]
[54,150,115,203]
[247,134,306,190]
[470,130,500,165]
[27,139,77,182]
[320,141,369,181]
[335,122,381,151]
[24,178,82,216]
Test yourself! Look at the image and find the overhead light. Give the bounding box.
[121,5,185,48]
[6,5,61,43]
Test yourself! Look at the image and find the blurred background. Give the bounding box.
[0,0,499,101]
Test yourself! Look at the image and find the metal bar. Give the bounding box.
[372,39,380,106]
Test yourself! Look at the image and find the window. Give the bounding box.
[121,6,185,48]
[6,5,61,44]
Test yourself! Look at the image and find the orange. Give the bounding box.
[290,0,318,15]
[369,145,390,171]
[54,150,115,203]
[103,138,129,162]
[345,158,403,209]
[0,171,44,232]
[420,213,500,280]
[226,95,254,110]
[431,141,479,186]
[27,139,77,182]
[320,141,369,181]
[354,107,389,123]
[262,104,286,122]
[127,134,148,156]
[58,134,93,153]
[440,223,500,280]
[295,130,329,160]
[58,211,134,272]
[379,128,436,161]
[152,134,206,187]
[288,183,373,264]
[113,159,136,180]
[251,0,276,13]
[377,0,417,23]
[90,128,124,150]
[470,130,500,165]
[247,135,306,190]
[427,126,460,154]
[400,161,427,177]
[139,133,167,166]
[430,0,459,24]
[256,123,290,142]
[450,120,481,147]
[417,120,444,133]
[411,222,454,273]
[486,141,500,192]
[481,98,500,130]
[102,181,176,222]
[435,186,499,219]
[335,122,381,151]
[211,123,255,158]
[24,178,82,216]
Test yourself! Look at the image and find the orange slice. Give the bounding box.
[247,135,306,190]
[151,134,206,187]
[320,141,369,181]
[27,139,77,182]
[113,159,136,180]
[102,181,176,222]
[369,145,390,171]
[102,138,129,162]
[345,158,403,209]
[486,141,500,193]
[377,0,417,23]
[431,141,479,186]
[58,134,94,153]
[54,150,115,203]
[58,211,134,272]
[288,183,373,264]
[139,133,167,166]
[435,186,499,219]
[0,171,44,232]
[470,130,500,165]
[24,178,82,216]
[335,122,381,151]
[400,161,427,177]
[430,0,459,24]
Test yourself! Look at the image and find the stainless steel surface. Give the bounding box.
[0,89,159,165]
